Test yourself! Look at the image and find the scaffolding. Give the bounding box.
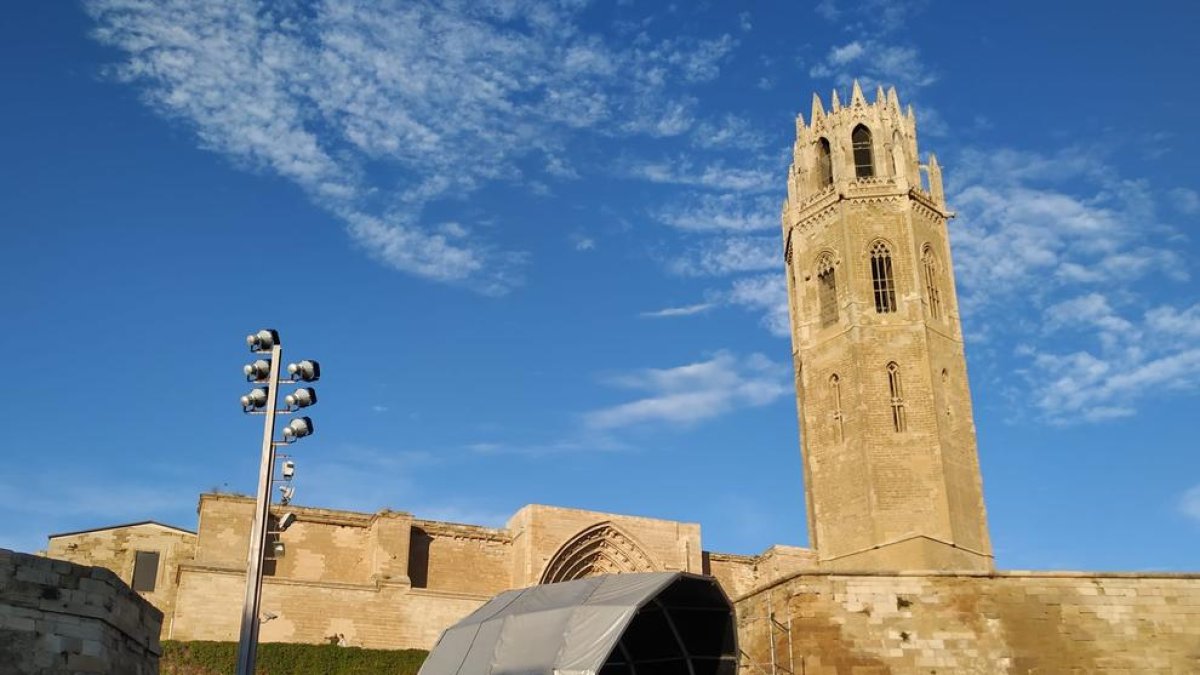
[738,595,799,675]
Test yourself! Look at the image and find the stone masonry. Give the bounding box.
[0,548,162,675]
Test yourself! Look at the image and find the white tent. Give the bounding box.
[418,572,737,675]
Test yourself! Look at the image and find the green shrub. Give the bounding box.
[161,640,428,675]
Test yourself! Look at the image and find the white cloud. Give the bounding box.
[1180,485,1200,523]
[623,158,776,193]
[1170,187,1200,215]
[639,302,714,318]
[85,0,737,293]
[585,351,787,429]
[722,274,791,337]
[654,193,777,231]
[668,236,779,276]
[808,40,936,92]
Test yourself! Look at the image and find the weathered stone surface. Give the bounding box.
[0,548,161,675]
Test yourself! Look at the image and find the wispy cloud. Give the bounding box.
[639,302,715,318]
[622,157,775,193]
[808,40,937,92]
[85,0,736,294]
[1180,485,1200,523]
[654,193,777,232]
[668,236,779,277]
[585,351,787,429]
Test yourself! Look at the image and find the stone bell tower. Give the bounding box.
[782,82,993,571]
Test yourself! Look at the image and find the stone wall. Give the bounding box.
[0,548,162,675]
[46,522,195,624]
[735,570,1200,674]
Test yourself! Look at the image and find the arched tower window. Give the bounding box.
[816,138,833,188]
[870,241,897,313]
[852,125,875,179]
[830,374,844,443]
[886,362,906,432]
[816,253,838,327]
[922,245,942,320]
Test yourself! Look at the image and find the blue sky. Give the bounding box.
[1,1,1197,571]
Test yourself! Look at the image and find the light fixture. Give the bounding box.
[279,485,295,505]
[284,388,317,410]
[272,541,286,557]
[246,329,279,353]
[281,460,295,480]
[287,360,321,382]
[241,387,268,411]
[243,360,271,382]
[278,513,296,531]
[282,417,314,441]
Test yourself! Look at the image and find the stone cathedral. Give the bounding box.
[41,85,1200,671]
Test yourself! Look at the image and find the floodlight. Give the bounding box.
[281,460,295,480]
[243,360,272,382]
[240,387,268,411]
[246,329,279,352]
[272,541,286,557]
[282,417,314,441]
[287,360,321,382]
[278,513,297,531]
[284,388,317,410]
[279,485,295,505]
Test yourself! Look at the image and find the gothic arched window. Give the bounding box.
[870,241,897,313]
[816,253,838,327]
[922,245,942,320]
[887,362,906,432]
[852,125,875,179]
[816,137,833,188]
[830,374,844,443]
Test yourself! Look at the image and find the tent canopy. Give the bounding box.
[418,572,737,675]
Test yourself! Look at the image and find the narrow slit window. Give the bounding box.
[816,138,833,187]
[816,254,838,327]
[830,374,844,443]
[870,241,897,313]
[942,368,952,419]
[922,245,942,320]
[852,125,875,179]
[132,550,159,592]
[887,362,906,432]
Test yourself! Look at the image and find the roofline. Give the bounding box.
[48,520,196,539]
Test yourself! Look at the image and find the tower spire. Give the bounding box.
[811,93,826,123]
[850,79,867,107]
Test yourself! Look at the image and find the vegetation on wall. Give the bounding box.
[161,641,428,675]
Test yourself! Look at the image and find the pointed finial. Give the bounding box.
[887,86,901,113]
[811,92,826,121]
[795,113,806,137]
[927,153,945,205]
[874,85,886,106]
[850,80,866,107]
[831,88,841,111]
[906,104,915,120]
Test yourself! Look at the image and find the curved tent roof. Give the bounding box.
[418,572,737,675]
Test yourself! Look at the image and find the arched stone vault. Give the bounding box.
[540,522,657,584]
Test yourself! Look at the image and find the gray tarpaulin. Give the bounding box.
[418,572,737,675]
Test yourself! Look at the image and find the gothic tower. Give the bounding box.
[782,82,993,571]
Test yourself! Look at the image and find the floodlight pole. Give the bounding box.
[236,342,282,675]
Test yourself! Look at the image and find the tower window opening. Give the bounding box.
[816,137,833,188]
[817,253,838,327]
[870,241,897,313]
[852,125,875,179]
[942,368,952,419]
[887,362,906,432]
[922,245,942,320]
[830,374,844,443]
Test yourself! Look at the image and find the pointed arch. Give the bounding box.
[815,251,838,327]
[869,240,897,313]
[816,137,833,187]
[852,124,875,178]
[540,522,658,584]
[921,244,943,320]
[829,373,844,443]
[886,362,906,432]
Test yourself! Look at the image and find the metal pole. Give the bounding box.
[236,343,282,675]
[767,597,777,675]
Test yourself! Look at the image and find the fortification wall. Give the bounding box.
[0,548,162,675]
[735,570,1200,674]
[169,565,486,649]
